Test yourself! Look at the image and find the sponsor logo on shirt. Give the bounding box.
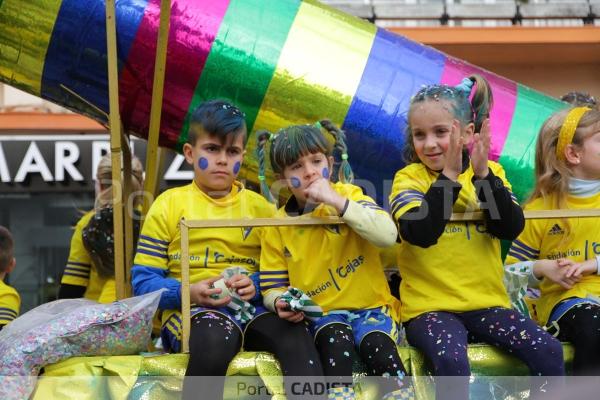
[548,224,564,236]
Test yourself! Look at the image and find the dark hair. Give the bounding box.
[188,99,247,145]
[561,92,597,109]
[82,208,142,278]
[0,226,14,273]
[403,74,493,164]
[256,120,353,203]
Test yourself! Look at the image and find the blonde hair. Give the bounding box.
[95,154,144,209]
[530,108,600,205]
[529,107,600,239]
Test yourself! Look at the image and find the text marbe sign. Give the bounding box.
[0,134,193,193]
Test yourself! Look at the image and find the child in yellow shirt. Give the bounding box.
[257,121,409,400]
[132,100,323,399]
[0,226,20,330]
[505,106,600,374]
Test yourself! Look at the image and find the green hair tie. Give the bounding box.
[314,121,322,130]
[341,153,349,160]
[268,133,276,142]
[258,175,266,181]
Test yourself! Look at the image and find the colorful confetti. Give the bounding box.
[0,291,161,400]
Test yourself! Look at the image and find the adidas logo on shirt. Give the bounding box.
[548,223,564,235]
[283,247,292,258]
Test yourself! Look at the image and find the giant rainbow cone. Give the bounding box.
[0,0,567,202]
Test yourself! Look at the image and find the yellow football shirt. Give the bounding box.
[133,181,275,328]
[0,280,20,326]
[260,182,401,321]
[505,192,600,325]
[61,210,114,303]
[390,161,512,322]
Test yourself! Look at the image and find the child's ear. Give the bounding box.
[6,257,15,274]
[328,155,335,170]
[183,143,194,165]
[464,122,475,138]
[564,144,582,166]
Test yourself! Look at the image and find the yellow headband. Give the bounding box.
[556,107,591,160]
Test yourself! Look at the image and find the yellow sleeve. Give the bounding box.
[0,286,20,326]
[61,212,93,287]
[259,226,289,312]
[340,184,398,248]
[133,194,171,270]
[388,167,429,222]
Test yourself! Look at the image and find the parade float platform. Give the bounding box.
[33,344,574,400]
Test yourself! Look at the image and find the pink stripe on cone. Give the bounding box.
[440,58,517,161]
[119,0,230,148]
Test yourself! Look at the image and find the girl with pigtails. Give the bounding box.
[389,74,565,400]
[257,120,413,400]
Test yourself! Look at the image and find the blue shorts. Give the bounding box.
[161,303,268,353]
[309,306,400,347]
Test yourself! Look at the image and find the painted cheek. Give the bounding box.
[233,161,241,174]
[290,176,301,188]
[322,167,330,179]
[198,157,209,170]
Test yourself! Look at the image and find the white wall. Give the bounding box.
[0,83,68,112]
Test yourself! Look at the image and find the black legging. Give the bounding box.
[315,323,407,394]
[245,313,325,399]
[184,312,324,399]
[183,311,243,400]
[244,312,324,376]
[556,303,600,375]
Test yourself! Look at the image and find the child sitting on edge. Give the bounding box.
[505,106,600,375]
[257,120,412,400]
[0,226,20,331]
[131,100,323,400]
[389,75,565,399]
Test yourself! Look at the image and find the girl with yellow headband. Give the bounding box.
[505,106,600,374]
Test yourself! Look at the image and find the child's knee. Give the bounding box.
[359,331,396,353]
[546,336,564,362]
[430,351,470,376]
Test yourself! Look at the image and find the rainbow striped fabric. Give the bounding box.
[0,0,566,201]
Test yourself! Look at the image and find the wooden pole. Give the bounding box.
[178,208,600,350]
[105,0,127,300]
[449,208,600,222]
[180,219,191,353]
[122,132,133,297]
[142,0,171,219]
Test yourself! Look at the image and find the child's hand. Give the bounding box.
[470,118,491,179]
[189,276,231,307]
[227,274,256,301]
[304,178,346,212]
[275,299,304,323]
[563,258,599,279]
[534,259,580,289]
[442,120,464,181]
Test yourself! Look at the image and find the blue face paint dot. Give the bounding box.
[198,157,209,170]
[233,161,241,175]
[290,176,301,189]
[322,167,330,179]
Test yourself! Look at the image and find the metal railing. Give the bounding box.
[321,0,599,26]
